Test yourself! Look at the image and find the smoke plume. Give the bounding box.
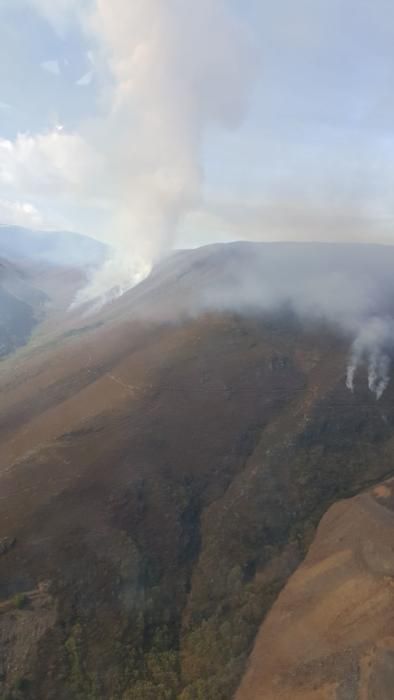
[346,318,394,399]
[68,0,257,304]
[120,241,394,399]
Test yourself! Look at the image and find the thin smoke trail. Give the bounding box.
[346,317,394,399]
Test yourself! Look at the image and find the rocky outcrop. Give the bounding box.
[235,479,394,700]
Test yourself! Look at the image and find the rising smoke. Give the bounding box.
[346,317,394,399]
[19,2,394,397]
[69,0,257,305]
[124,241,394,400]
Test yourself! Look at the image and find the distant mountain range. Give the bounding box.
[0,226,106,359]
[0,225,109,267]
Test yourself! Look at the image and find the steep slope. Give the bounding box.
[0,256,89,359]
[235,478,394,700]
[1,242,394,699]
[0,226,104,359]
[0,258,47,356]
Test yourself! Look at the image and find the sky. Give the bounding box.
[2,0,394,268]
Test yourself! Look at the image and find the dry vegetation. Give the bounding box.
[1,257,394,698]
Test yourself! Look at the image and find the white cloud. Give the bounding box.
[0,198,44,228]
[76,70,93,86]
[0,129,101,196]
[41,59,61,76]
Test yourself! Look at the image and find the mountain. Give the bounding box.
[0,255,54,357]
[1,241,394,699]
[0,227,106,360]
[235,478,394,700]
[0,257,89,360]
[0,226,109,268]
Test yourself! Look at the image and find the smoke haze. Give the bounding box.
[43,0,257,301]
[118,241,394,398]
[4,2,394,289]
[4,2,394,393]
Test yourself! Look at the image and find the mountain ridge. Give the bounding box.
[0,225,109,268]
[1,240,394,698]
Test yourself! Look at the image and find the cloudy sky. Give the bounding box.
[2,0,394,262]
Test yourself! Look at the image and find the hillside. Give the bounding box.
[0,242,394,699]
[235,478,394,700]
[0,257,49,357]
[0,256,89,360]
[0,227,107,359]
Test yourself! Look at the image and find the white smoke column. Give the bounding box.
[345,356,358,392]
[346,317,394,398]
[368,351,391,399]
[70,254,152,310]
[72,0,257,304]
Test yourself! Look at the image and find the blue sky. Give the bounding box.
[1,0,394,257]
[0,3,97,136]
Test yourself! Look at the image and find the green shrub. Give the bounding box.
[12,593,27,610]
